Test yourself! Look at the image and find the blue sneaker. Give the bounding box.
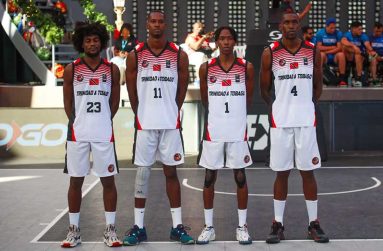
[170,224,194,244]
[123,225,147,246]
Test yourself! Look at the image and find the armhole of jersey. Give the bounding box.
[245,60,248,83]
[110,62,114,106]
[205,61,209,83]
[177,46,181,72]
[134,49,138,70]
[71,62,75,85]
[268,46,275,81]
[312,44,317,93]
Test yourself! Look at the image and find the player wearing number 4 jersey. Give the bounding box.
[260,12,329,244]
[123,10,193,245]
[62,22,122,248]
[196,26,255,245]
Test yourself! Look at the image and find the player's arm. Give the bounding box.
[176,50,189,110]
[259,47,273,106]
[125,50,138,114]
[317,42,337,53]
[313,47,323,102]
[63,63,74,119]
[110,64,120,118]
[298,1,312,20]
[199,62,208,108]
[245,62,255,109]
[364,41,376,55]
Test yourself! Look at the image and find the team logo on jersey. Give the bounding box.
[153,64,161,71]
[166,60,171,68]
[102,74,107,82]
[108,164,115,172]
[244,155,250,163]
[222,79,232,86]
[142,60,149,68]
[303,57,308,65]
[235,74,240,82]
[76,74,83,82]
[312,157,319,165]
[174,153,182,161]
[279,59,286,66]
[210,76,217,83]
[89,78,99,85]
[290,62,299,69]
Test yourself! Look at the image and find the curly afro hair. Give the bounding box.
[72,22,110,53]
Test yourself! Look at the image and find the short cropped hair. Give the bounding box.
[214,26,238,42]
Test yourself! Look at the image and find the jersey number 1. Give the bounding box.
[291,86,298,96]
[225,102,230,113]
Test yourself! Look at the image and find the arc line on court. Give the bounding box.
[30,178,101,243]
[182,177,381,196]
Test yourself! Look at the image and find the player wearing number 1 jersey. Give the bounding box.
[260,12,329,244]
[62,22,122,248]
[196,27,254,245]
[123,10,193,245]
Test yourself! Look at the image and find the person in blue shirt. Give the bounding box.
[302,26,316,44]
[316,18,347,87]
[342,21,376,87]
[369,22,383,87]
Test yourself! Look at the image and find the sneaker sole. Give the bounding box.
[104,240,122,247]
[170,236,195,244]
[307,234,330,243]
[61,241,81,248]
[266,239,280,244]
[239,240,252,245]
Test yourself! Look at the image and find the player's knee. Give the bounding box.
[204,169,217,188]
[70,177,84,190]
[135,166,151,198]
[276,170,290,181]
[100,176,116,190]
[300,170,315,180]
[234,168,247,188]
[163,167,177,179]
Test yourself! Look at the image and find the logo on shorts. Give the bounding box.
[244,155,250,163]
[108,164,115,172]
[312,157,319,165]
[142,60,149,68]
[210,76,217,83]
[76,74,83,82]
[279,59,286,66]
[174,153,182,161]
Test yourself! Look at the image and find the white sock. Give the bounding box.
[105,211,116,225]
[238,209,247,227]
[134,208,145,228]
[170,207,182,228]
[305,200,318,223]
[274,199,286,225]
[204,208,214,227]
[69,212,80,227]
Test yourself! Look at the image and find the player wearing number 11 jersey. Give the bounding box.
[260,12,329,244]
[196,26,254,245]
[123,10,193,245]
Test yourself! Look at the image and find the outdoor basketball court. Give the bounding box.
[1,155,383,251]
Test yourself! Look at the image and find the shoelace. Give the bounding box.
[176,225,191,236]
[106,225,119,240]
[237,226,250,240]
[126,226,140,237]
[65,229,78,242]
[200,227,213,239]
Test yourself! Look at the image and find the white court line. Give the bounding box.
[30,178,100,243]
[0,176,41,183]
[33,239,383,244]
[182,177,381,196]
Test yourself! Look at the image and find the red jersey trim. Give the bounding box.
[176,113,181,129]
[313,112,317,127]
[271,114,277,128]
[205,125,211,141]
[244,128,248,141]
[73,58,81,65]
[71,125,77,141]
[237,58,246,66]
[208,58,217,66]
[136,117,143,130]
[304,40,315,48]
[102,58,111,66]
[169,42,180,52]
[135,42,145,52]
[270,41,280,51]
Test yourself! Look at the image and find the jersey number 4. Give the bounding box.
[87,102,101,113]
[291,85,298,96]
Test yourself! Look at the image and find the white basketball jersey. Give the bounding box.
[67,58,114,142]
[270,40,316,128]
[135,42,181,130]
[204,57,248,142]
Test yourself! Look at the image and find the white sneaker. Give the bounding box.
[61,224,81,248]
[196,225,215,244]
[353,80,362,87]
[236,225,252,245]
[103,224,122,247]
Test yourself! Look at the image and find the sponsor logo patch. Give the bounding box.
[235,74,240,82]
[102,74,107,82]
[174,153,182,161]
[108,164,115,172]
[290,62,299,69]
[89,78,99,85]
[312,157,319,165]
[76,74,83,82]
[279,59,286,66]
[303,57,308,65]
[166,60,171,68]
[244,155,250,163]
[142,60,149,68]
[210,76,217,83]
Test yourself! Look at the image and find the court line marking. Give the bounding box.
[32,239,383,244]
[30,178,100,243]
[0,175,42,183]
[182,177,381,196]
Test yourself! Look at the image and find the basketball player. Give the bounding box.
[196,26,254,245]
[260,12,329,244]
[123,10,193,245]
[61,22,122,248]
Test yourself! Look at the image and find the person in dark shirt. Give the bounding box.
[114,23,138,57]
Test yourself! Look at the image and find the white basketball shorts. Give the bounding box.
[64,141,118,177]
[133,129,184,166]
[270,127,321,171]
[198,140,253,170]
